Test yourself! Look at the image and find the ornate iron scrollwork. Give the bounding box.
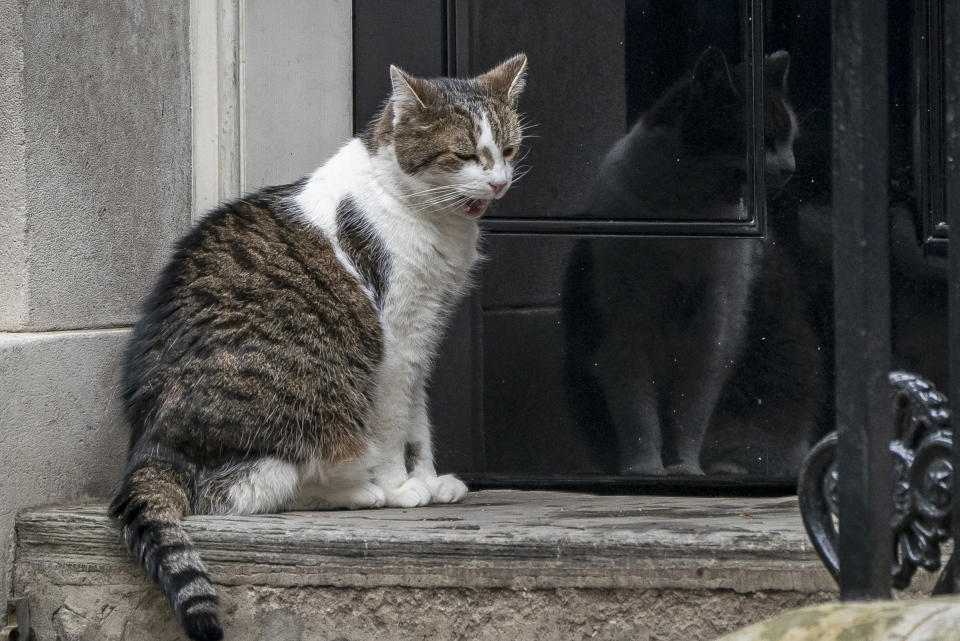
[798,370,953,590]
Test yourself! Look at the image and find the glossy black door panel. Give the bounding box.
[484,307,608,474]
[353,0,446,131]
[481,236,574,309]
[430,299,480,474]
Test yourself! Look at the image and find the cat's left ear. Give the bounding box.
[766,50,790,92]
[390,65,438,111]
[477,53,528,104]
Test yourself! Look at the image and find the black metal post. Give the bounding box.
[831,0,893,599]
[945,0,960,595]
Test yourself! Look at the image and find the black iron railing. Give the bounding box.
[798,0,960,599]
[830,0,893,599]
[800,372,954,593]
[947,0,960,598]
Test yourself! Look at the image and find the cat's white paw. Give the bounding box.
[382,477,432,508]
[295,482,386,510]
[425,474,468,504]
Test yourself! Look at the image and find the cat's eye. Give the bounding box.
[503,146,517,157]
[455,152,479,162]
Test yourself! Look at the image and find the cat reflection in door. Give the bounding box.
[572,47,796,475]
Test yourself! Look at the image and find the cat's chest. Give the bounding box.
[383,227,477,322]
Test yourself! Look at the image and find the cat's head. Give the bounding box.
[649,47,797,191]
[366,54,528,219]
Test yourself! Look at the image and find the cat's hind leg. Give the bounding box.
[290,460,387,510]
[294,483,386,510]
[196,458,301,515]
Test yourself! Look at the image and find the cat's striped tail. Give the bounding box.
[110,454,223,641]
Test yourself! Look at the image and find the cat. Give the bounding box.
[109,54,527,641]
[566,47,795,476]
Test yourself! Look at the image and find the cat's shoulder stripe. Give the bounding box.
[335,196,391,309]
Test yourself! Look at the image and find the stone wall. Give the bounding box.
[0,1,192,602]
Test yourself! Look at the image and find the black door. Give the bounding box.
[354,0,948,488]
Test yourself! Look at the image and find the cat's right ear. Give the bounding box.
[389,65,437,112]
[477,53,528,105]
[691,47,738,102]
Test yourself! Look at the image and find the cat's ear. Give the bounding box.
[389,65,438,111]
[766,50,790,92]
[691,47,738,102]
[477,53,528,104]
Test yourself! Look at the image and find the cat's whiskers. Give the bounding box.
[414,194,472,215]
[417,190,467,204]
[517,113,537,126]
[412,195,465,209]
[517,115,540,142]
[511,172,531,186]
[410,201,465,215]
[403,184,466,198]
[509,149,533,184]
[402,184,475,212]
[415,201,461,213]
[518,118,540,134]
[406,187,474,212]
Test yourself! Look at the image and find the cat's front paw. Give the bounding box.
[425,474,468,504]
[382,477,432,508]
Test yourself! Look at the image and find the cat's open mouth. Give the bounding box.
[460,198,490,219]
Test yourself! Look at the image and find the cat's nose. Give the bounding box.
[489,181,507,196]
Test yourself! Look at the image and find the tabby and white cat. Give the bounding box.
[110,55,527,641]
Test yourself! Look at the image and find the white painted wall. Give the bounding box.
[191,0,353,218]
[242,0,353,191]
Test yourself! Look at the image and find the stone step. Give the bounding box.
[715,596,960,641]
[14,490,836,641]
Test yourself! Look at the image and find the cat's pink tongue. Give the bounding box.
[462,199,489,218]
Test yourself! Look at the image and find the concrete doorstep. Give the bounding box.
[13,490,837,641]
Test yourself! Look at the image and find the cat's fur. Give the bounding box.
[110,55,527,641]
[567,48,795,475]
